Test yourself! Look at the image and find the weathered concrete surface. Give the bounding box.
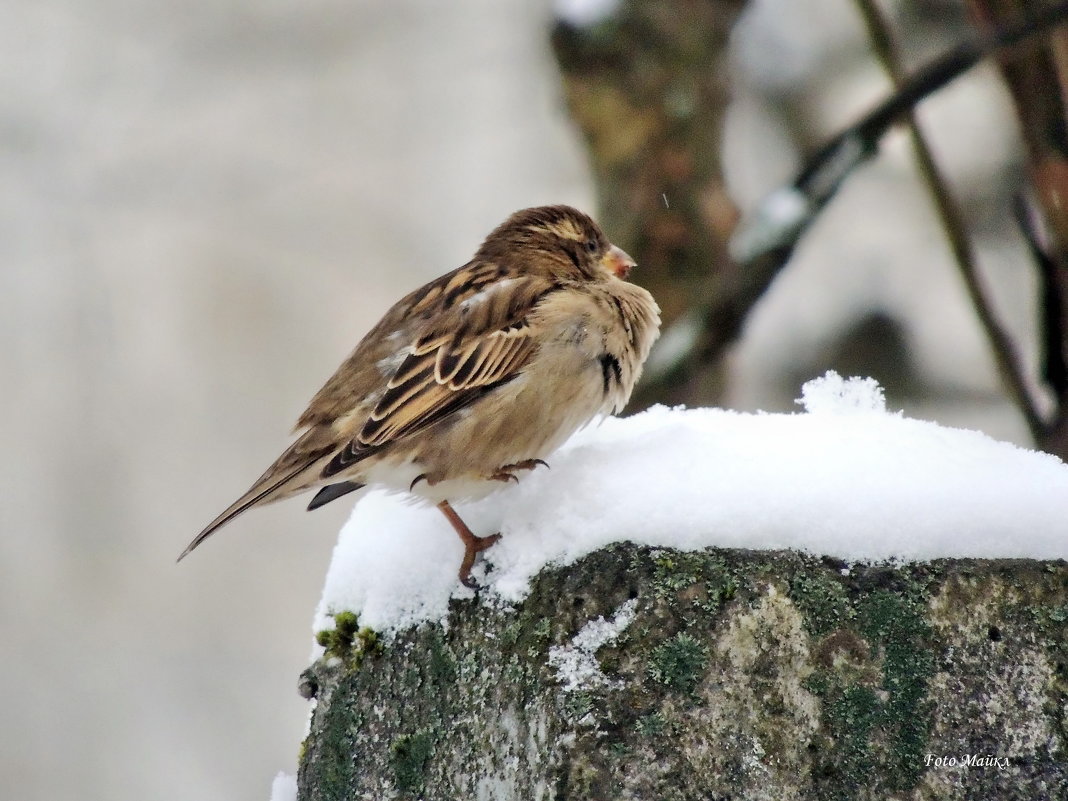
[297,544,1068,800]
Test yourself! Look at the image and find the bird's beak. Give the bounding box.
[601,244,637,279]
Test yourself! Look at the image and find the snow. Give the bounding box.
[548,599,638,693]
[798,370,884,414]
[314,372,1068,635]
[268,773,296,801]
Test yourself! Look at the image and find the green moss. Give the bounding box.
[635,712,666,737]
[299,547,1068,799]
[532,616,552,639]
[390,731,434,793]
[500,621,522,646]
[826,684,881,788]
[428,636,456,686]
[356,627,382,655]
[314,611,382,666]
[856,590,917,642]
[650,551,703,594]
[701,555,739,611]
[309,672,364,800]
[648,632,708,693]
[1031,603,1068,633]
[334,610,359,635]
[789,571,852,636]
[608,740,630,758]
[646,550,738,615]
[802,671,829,697]
[315,610,359,652]
[810,582,936,797]
[562,691,594,721]
[859,590,934,784]
[526,616,554,659]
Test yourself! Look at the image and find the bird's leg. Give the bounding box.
[436,500,501,589]
[488,459,549,483]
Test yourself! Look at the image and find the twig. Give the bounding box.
[1013,194,1068,399]
[852,0,1046,441]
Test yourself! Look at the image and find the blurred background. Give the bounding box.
[1,0,1051,799]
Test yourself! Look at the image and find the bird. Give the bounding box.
[181,205,660,587]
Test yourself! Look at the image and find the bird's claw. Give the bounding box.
[489,459,549,484]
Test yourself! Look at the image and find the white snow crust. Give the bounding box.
[315,372,1068,634]
[268,772,296,801]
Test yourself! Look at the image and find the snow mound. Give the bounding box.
[315,373,1068,634]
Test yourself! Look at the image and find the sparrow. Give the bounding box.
[181,205,660,587]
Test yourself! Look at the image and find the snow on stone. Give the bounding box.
[315,372,1068,634]
[548,599,638,693]
[268,772,296,801]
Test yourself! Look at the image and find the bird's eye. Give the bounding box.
[585,237,599,254]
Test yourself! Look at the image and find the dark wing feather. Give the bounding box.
[307,480,365,510]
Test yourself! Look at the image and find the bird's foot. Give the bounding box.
[436,500,502,589]
[489,459,548,483]
[458,531,502,589]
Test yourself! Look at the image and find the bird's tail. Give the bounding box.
[177,461,313,562]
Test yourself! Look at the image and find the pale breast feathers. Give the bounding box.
[596,282,660,412]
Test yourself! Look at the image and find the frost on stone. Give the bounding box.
[548,598,638,692]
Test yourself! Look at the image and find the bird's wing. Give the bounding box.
[320,274,558,477]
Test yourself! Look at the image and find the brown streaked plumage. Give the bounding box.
[182,205,660,587]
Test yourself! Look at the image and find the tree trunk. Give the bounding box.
[551,1,747,408]
[297,544,1068,800]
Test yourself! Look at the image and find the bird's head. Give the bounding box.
[476,205,637,283]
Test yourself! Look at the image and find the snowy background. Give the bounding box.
[1,1,1050,800]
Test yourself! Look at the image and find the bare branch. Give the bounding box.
[852,0,1046,440]
[1014,194,1068,398]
